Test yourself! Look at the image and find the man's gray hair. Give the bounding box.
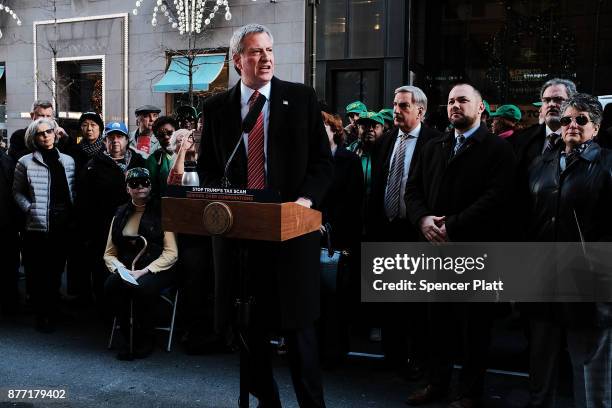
[229,23,274,59]
[24,117,56,151]
[540,78,577,100]
[395,85,428,113]
[31,99,53,113]
[560,93,603,125]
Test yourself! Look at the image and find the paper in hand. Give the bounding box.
[112,260,139,286]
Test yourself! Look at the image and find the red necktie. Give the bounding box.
[247,90,265,189]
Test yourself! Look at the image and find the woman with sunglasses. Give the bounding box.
[146,116,178,197]
[527,93,612,407]
[103,167,178,360]
[12,117,76,333]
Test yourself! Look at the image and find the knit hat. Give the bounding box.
[79,112,104,130]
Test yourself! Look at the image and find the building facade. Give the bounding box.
[314,0,612,127]
[0,0,306,138]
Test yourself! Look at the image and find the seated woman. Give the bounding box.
[103,167,178,360]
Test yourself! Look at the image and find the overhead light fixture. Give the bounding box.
[131,0,232,35]
[0,3,22,39]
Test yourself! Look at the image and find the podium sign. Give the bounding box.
[162,186,322,242]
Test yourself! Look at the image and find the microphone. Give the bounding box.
[220,93,267,188]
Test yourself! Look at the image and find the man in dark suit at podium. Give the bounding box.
[198,23,332,407]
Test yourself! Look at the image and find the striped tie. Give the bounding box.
[384,134,409,220]
[453,134,465,156]
[247,90,265,189]
[543,133,560,153]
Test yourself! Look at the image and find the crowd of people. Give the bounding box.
[0,20,611,408]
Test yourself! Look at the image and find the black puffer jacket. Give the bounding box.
[527,141,612,328]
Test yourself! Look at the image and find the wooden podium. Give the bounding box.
[161,192,322,241]
[161,186,322,407]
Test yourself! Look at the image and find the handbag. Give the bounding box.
[320,223,349,293]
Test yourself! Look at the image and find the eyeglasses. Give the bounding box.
[541,96,566,105]
[35,128,55,137]
[127,178,151,189]
[560,115,590,127]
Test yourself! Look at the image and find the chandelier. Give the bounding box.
[0,3,22,39]
[131,0,232,35]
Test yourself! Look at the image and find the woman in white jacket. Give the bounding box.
[13,117,75,333]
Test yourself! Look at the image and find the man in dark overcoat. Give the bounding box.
[404,83,516,408]
[197,23,332,407]
[368,85,440,377]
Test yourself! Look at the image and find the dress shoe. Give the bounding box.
[448,397,482,408]
[406,384,445,406]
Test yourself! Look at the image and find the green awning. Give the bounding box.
[153,54,225,93]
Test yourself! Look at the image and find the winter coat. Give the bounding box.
[528,141,612,328]
[76,149,146,246]
[12,149,75,232]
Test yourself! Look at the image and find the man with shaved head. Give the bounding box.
[404,83,516,407]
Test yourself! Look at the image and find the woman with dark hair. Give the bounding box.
[146,116,178,197]
[318,111,363,365]
[527,93,612,407]
[104,167,178,360]
[13,117,75,332]
[67,112,105,172]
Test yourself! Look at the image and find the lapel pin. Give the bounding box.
[283,100,289,105]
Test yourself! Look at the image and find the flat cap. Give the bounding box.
[134,105,161,115]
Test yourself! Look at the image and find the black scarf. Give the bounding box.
[79,137,105,158]
[39,148,71,231]
[103,148,133,173]
[563,139,593,168]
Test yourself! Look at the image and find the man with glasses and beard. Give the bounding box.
[513,79,577,170]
